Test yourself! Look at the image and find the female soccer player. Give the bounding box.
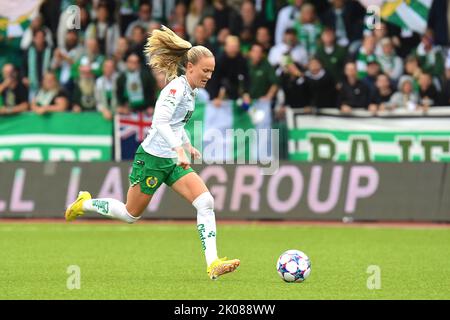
[65,26,240,280]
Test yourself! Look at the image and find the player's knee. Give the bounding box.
[192,192,214,213]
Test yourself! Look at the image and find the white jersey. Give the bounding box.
[141,75,198,158]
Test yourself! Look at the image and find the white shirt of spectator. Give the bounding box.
[274,5,300,45]
[268,42,309,71]
[141,75,197,158]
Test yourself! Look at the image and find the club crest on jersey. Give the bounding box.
[169,88,176,96]
[146,176,158,188]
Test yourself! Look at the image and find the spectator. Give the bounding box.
[275,0,303,45]
[373,22,392,56]
[192,25,214,53]
[30,72,69,114]
[72,64,97,112]
[125,2,156,39]
[116,53,156,114]
[338,62,370,113]
[95,59,118,120]
[239,27,254,56]
[278,57,309,110]
[355,34,377,79]
[321,0,365,48]
[151,0,176,25]
[215,27,231,57]
[404,55,423,91]
[0,64,29,115]
[418,73,439,110]
[304,57,337,109]
[389,75,420,111]
[212,0,239,32]
[231,0,264,37]
[255,26,273,54]
[207,35,250,107]
[315,27,347,82]
[202,16,219,53]
[247,43,279,102]
[368,73,394,113]
[413,29,445,84]
[85,4,120,57]
[20,14,54,51]
[293,3,323,57]
[361,60,381,95]
[168,2,188,38]
[51,30,83,92]
[22,29,53,99]
[268,28,308,74]
[113,37,130,73]
[376,37,403,83]
[72,39,105,80]
[127,25,147,64]
[186,0,214,42]
[118,0,140,36]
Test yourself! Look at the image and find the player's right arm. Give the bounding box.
[152,81,190,169]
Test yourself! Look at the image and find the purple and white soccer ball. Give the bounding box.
[277,250,311,283]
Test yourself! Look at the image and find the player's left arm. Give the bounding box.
[182,129,201,160]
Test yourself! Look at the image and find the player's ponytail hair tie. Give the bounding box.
[144,25,213,82]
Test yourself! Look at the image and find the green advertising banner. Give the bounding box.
[0,113,113,161]
[288,116,450,162]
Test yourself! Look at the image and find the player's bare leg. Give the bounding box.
[171,172,240,280]
[65,185,151,223]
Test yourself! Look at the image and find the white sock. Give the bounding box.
[193,192,218,266]
[83,198,140,224]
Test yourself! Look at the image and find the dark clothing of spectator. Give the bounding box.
[362,75,378,96]
[231,13,264,37]
[369,88,393,105]
[428,0,448,46]
[305,70,337,108]
[0,81,28,107]
[419,84,439,106]
[207,53,250,100]
[320,1,366,44]
[213,4,238,32]
[339,79,370,109]
[280,69,309,109]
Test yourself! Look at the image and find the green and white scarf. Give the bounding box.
[35,89,58,106]
[294,21,323,57]
[28,46,52,95]
[96,75,117,112]
[125,71,144,108]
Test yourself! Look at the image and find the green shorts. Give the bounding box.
[129,145,194,195]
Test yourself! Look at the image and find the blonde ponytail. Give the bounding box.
[144,25,192,81]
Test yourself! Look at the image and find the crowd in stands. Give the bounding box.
[1,0,450,120]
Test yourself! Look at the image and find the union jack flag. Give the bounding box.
[115,112,152,160]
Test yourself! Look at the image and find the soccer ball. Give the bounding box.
[276,250,311,283]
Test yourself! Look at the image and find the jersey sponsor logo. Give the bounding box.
[146,176,159,188]
[169,88,177,96]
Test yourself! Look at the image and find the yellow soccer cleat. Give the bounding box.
[207,257,240,280]
[65,191,91,222]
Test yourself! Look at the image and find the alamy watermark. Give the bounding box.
[66,265,81,290]
[365,5,382,31]
[366,265,381,290]
[65,5,81,30]
[187,121,280,175]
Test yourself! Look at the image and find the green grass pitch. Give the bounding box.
[0,222,449,300]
